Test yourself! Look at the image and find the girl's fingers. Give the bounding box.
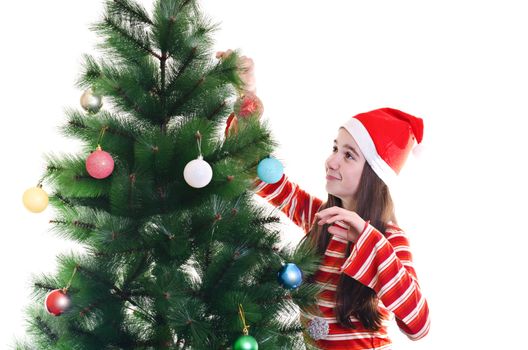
[325,214,348,225]
[328,226,349,240]
[318,206,344,214]
[316,206,349,220]
[318,214,350,227]
[316,207,363,240]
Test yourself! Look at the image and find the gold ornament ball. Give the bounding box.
[80,88,103,113]
[23,186,49,213]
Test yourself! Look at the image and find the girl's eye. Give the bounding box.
[332,146,355,160]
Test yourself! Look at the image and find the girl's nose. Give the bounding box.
[326,154,339,169]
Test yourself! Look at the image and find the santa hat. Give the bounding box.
[341,107,423,187]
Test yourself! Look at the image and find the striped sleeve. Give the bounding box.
[341,224,430,340]
[252,174,323,234]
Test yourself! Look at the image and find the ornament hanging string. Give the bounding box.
[97,126,109,149]
[195,131,203,157]
[63,265,78,293]
[238,304,250,336]
[37,175,46,188]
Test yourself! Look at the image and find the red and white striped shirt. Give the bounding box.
[254,174,430,350]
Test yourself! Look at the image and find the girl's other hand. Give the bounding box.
[315,207,367,243]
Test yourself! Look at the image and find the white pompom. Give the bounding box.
[412,141,426,159]
[183,156,213,188]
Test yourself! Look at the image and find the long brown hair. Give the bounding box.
[303,162,396,330]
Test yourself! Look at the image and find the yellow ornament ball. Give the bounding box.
[23,186,49,213]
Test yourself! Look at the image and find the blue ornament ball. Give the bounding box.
[277,263,303,290]
[257,157,283,184]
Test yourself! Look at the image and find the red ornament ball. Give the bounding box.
[234,92,263,119]
[45,289,71,316]
[86,147,114,179]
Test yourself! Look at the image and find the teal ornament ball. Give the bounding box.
[277,263,303,290]
[257,157,283,184]
[233,335,258,350]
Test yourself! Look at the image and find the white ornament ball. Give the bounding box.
[183,156,213,188]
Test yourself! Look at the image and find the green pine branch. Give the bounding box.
[109,0,154,26]
[32,316,59,344]
[96,13,159,60]
[44,153,110,198]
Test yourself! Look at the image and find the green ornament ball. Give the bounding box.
[233,335,258,350]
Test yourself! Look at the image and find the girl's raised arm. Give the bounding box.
[252,175,323,234]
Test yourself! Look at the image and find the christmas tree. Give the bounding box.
[18,0,321,349]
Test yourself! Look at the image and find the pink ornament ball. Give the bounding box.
[86,148,115,179]
[45,289,71,316]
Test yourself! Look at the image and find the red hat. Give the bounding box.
[341,107,423,186]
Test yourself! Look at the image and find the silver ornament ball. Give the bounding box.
[80,88,103,113]
[306,317,329,341]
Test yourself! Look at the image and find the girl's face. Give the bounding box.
[325,128,366,209]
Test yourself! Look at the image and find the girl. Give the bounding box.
[253,107,431,349]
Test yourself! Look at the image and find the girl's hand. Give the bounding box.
[315,207,367,243]
[216,50,256,94]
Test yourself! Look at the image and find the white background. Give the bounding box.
[1,1,527,349]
